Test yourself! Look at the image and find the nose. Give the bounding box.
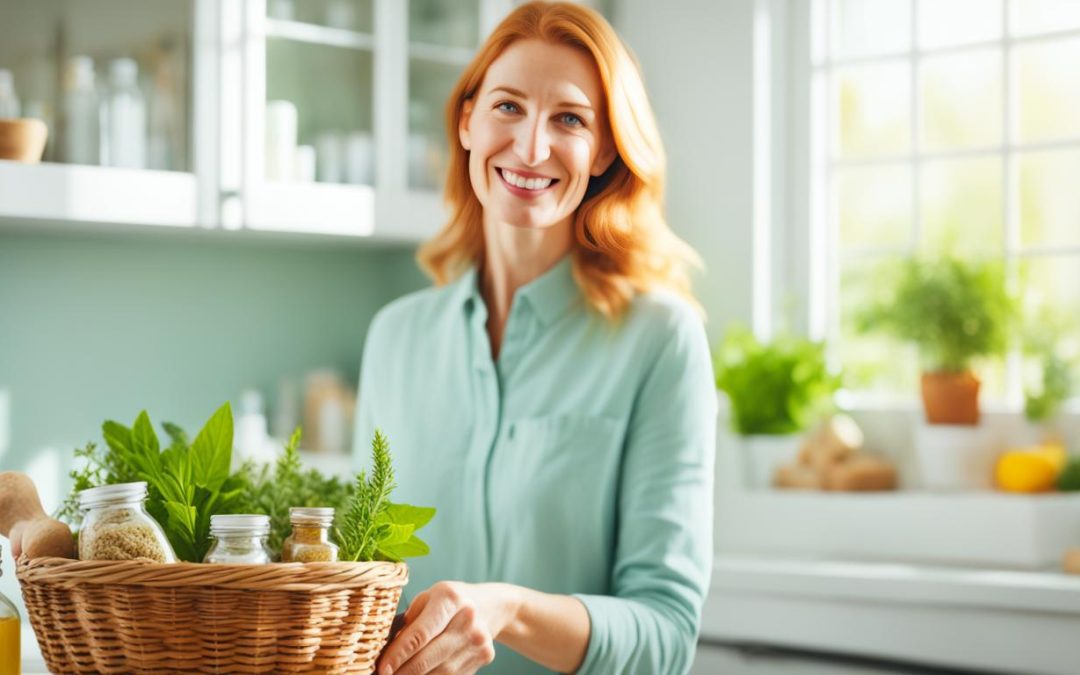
[513,115,551,167]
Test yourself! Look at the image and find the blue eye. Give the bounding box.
[496,101,520,114]
[559,112,585,128]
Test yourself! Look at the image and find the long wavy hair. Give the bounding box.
[417,0,702,319]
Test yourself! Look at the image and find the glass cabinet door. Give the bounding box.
[406,0,481,191]
[0,0,193,171]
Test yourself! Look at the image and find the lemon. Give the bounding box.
[995,447,1061,493]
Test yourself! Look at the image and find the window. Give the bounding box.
[797,0,1080,403]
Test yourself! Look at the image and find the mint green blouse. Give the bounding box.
[353,255,717,674]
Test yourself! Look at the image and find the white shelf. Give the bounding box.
[245,181,376,237]
[265,19,375,50]
[408,41,474,66]
[716,490,1080,568]
[0,161,198,228]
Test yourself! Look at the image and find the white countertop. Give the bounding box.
[702,553,1080,675]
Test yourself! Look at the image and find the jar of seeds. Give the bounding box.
[281,507,338,562]
[203,514,273,564]
[78,482,176,563]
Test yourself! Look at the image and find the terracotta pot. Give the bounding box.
[921,370,981,425]
[0,118,48,163]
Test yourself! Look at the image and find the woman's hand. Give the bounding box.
[377,581,521,675]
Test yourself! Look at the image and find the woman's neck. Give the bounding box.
[480,217,573,359]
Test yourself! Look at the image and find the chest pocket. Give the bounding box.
[488,414,626,581]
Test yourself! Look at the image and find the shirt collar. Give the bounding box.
[455,254,582,327]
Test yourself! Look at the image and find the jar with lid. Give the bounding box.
[281,507,339,562]
[203,515,273,564]
[78,482,176,563]
[1,544,20,675]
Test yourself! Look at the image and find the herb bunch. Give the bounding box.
[336,429,434,562]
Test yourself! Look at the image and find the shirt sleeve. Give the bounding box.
[572,306,717,675]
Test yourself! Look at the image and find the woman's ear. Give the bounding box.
[591,136,617,177]
[458,98,474,151]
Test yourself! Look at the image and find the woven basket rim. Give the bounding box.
[17,555,408,593]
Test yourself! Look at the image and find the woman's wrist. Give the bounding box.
[486,582,527,643]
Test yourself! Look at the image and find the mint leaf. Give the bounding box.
[378,535,430,562]
[190,403,233,492]
[380,503,436,530]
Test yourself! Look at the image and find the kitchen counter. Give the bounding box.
[702,553,1080,675]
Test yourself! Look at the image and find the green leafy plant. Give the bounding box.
[857,256,1014,373]
[714,326,838,435]
[235,428,355,556]
[1020,308,1078,423]
[336,429,435,562]
[59,403,248,562]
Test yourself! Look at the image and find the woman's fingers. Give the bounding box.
[395,606,495,675]
[379,584,459,675]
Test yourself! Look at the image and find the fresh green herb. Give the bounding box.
[336,429,434,562]
[235,427,355,556]
[714,326,839,435]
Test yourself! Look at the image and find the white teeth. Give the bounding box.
[501,169,553,190]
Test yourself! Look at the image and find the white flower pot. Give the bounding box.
[914,422,1002,491]
[741,434,802,489]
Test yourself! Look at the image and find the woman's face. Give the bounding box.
[459,39,617,232]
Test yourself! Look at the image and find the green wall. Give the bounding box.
[0,228,427,496]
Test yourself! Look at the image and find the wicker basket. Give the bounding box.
[17,556,408,674]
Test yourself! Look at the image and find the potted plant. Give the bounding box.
[858,256,1014,425]
[714,326,839,488]
[1016,308,1077,446]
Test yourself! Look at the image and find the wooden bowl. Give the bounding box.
[0,118,48,163]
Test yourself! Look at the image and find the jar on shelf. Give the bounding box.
[78,482,176,563]
[1,544,21,675]
[282,507,339,562]
[203,515,273,564]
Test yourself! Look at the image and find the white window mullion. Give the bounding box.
[1003,0,1024,405]
[910,0,921,254]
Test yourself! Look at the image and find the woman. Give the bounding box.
[355,3,716,673]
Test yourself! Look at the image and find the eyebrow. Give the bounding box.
[490,85,595,112]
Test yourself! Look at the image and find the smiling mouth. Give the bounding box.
[497,168,559,192]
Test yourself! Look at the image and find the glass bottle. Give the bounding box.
[79,482,176,563]
[281,507,338,562]
[203,515,273,564]
[61,55,100,165]
[101,58,147,169]
[0,545,20,675]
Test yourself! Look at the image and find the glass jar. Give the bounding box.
[78,482,176,563]
[281,507,339,562]
[0,545,20,675]
[203,515,273,564]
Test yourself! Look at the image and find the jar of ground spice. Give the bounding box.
[281,507,338,562]
[203,514,273,564]
[78,482,176,563]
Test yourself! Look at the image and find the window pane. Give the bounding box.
[1010,0,1080,36]
[1014,38,1080,143]
[834,165,912,250]
[920,50,1002,151]
[1021,257,1080,339]
[918,0,1002,49]
[1019,149,1080,248]
[831,0,912,59]
[920,158,1002,256]
[838,257,918,394]
[834,62,911,158]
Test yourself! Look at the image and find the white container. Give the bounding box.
[101,58,147,169]
[914,422,1001,490]
[61,56,100,165]
[265,100,298,181]
[294,144,316,182]
[0,69,20,119]
[316,131,344,183]
[741,434,802,489]
[344,131,373,185]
